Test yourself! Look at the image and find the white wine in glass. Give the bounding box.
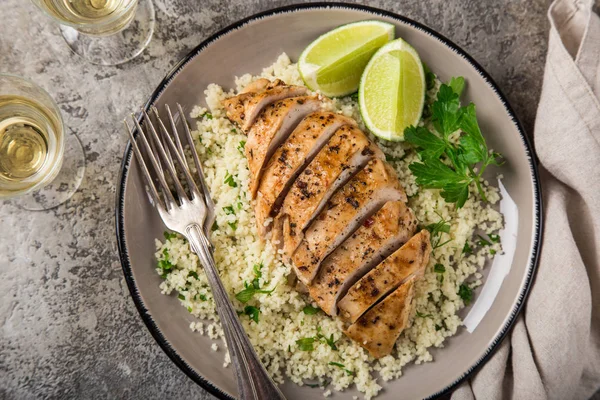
[31,0,155,65]
[0,74,85,210]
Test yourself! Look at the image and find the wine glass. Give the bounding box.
[0,74,85,210]
[31,0,155,66]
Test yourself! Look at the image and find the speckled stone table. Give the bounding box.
[0,1,551,399]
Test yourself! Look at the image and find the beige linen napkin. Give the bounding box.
[451,0,600,399]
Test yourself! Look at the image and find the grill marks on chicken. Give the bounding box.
[344,277,416,359]
[275,125,383,257]
[245,96,321,197]
[222,79,309,131]
[309,201,417,316]
[338,230,431,324]
[222,81,432,358]
[291,158,406,285]
[254,112,356,235]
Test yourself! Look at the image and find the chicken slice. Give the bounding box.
[240,78,278,94]
[309,200,417,316]
[344,276,416,359]
[222,80,309,132]
[246,96,321,198]
[274,125,384,256]
[254,112,356,236]
[291,158,407,285]
[338,230,431,324]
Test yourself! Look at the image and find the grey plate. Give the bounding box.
[115,3,542,399]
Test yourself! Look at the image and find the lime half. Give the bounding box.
[359,38,425,141]
[299,21,395,97]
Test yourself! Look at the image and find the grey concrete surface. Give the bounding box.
[1,1,553,399]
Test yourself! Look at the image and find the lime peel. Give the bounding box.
[358,38,426,141]
[298,20,395,97]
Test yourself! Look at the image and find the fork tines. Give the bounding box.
[124,104,210,214]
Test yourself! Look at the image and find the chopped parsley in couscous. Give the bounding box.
[154,54,503,399]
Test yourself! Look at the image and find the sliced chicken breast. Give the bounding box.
[309,200,417,316]
[222,80,309,131]
[291,158,407,285]
[274,125,384,256]
[344,276,416,359]
[338,230,431,324]
[246,96,321,198]
[254,112,356,235]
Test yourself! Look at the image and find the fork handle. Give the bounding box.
[186,224,286,400]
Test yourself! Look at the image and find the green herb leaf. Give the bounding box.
[434,263,446,273]
[201,112,213,120]
[237,140,246,154]
[195,293,207,301]
[305,380,330,388]
[296,337,315,351]
[385,153,406,162]
[316,329,338,351]
[223,205,235,215]
[234,287,256,303]
[178,294,185,301]
[163,231,177,241]
[242,305,260,323]
[234,285,274,304]
[404,126,446,160]
[489,234,500,243]
[328,362,354,376]
[228,221,237,231]
[211,221,218,232]
[463,242,472,254]
[253,263,263,279]
[416,311,433,318]
[449,76,465,97]
[224,172,237,188]
[303,305,321,315]
[187,306,193,313]
[404,77,502,208]
[423,62,437,91]
[477,234,492,247]
[188,271,199,279]
[458,284,473,305]
[432,84,462,137]
[425,213,453,252]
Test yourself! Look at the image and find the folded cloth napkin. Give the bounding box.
[452,0,600,399]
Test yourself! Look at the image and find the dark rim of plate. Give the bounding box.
[115,2,544,399]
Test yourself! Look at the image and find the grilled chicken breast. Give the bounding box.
[309,200,417,316]
[254,112,356,235]
[222,81,432,358]
[291,158,407,285]
[275,125,384,257]
[246,96,321,197]
[338,230,431,324]
[344,277,416,359]
[223,79,309,131]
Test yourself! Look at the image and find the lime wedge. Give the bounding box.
[359,38,425,141]
[299,21,395,97]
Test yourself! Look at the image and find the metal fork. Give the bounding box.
[124,105,286,400]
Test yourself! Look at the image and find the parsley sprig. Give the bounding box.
[405,77,502,208]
